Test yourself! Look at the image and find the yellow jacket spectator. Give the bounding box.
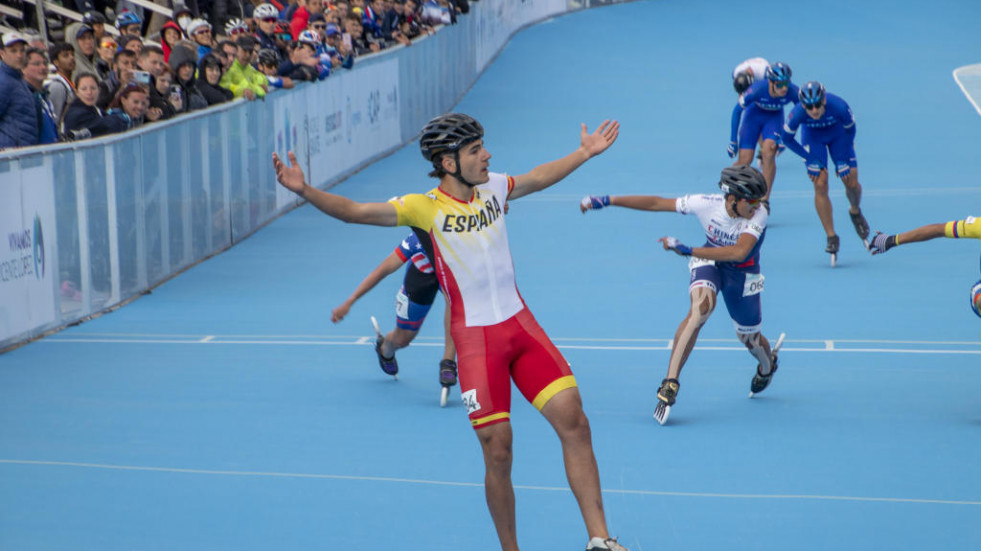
[219,36,268,100]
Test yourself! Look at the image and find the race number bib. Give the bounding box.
[461,389,481,414]
[395,290,409,319]
[743,273,764,297]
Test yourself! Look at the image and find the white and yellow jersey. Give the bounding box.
[946,216,981,241]
[389,172,522,327]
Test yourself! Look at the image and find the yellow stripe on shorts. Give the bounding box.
[471,412,510,427]
[532,375,578,411]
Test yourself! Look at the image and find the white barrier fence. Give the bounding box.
[0,0,625,351]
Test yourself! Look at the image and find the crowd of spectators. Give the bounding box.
[0,0,471,151]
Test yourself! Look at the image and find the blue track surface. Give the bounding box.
[3,1,981,549]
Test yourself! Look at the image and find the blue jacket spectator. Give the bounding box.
[0,33,41,150]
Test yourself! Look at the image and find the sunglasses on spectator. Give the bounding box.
[261,17,278,23]
[196,29,212,35]
[312,24,326,29]
[805,102,824,111]
[101,40,117,48]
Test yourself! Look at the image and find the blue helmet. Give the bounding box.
[765,62,792,83]
[116,10,142,29]
[799,81,826,106]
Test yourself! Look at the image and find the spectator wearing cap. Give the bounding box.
[0,32,41,150]
[253,3,281,53]
[69,24,101,83]
[296,31,330,78]
[291,0,325,40]
[256,48,293,90]
[62,72,128,140]
[82,11,109,41]
[159,20,185,63]
[22,48,60,145]
[97,49,137,110]
[168,44,208,111]
[322,23,354,69]
[116,10,144,37]
[196,53,234,104]
[95,36,116,79]
[187,18,214,60]
[220,35,267,100]
[45,42,77,124]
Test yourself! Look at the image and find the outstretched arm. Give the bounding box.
[869,223,946,255]
[659,233,759,263]
[509,120,619,200]
[580,194,677,213]
[332,251,406,322]
[273,151,398,226]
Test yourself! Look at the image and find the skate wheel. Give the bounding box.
[440,386,450,407]
[830,253,837,267]
[370,316,382,337]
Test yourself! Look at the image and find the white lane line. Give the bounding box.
[1,459,977,507]
[953,64,981,118]
[199,336,215,343]
[41,339,981,355]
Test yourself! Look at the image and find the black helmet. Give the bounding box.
[719,165,767,200]
[733,71,753,94]
[258,48,280,67]
[419,113,484,162]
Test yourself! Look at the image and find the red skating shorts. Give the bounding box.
[452,308,576,429]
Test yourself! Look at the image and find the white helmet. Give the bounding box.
[253,3,278,20]
[224,18,248,35]
[186,18,212,37]
[297,30,319,46]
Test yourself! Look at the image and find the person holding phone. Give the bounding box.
[148,65,183,119]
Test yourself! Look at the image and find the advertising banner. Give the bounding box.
[0,159,58,341]
[306,58,401,187]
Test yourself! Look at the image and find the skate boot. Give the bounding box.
[653,378,680,425]
[373,335,398,377]
[586,536,630,551]
[438,359,457,407]
[439,359,458,387]
[850,210,871,248]
[826,234,840,267]
[750,352,779,397]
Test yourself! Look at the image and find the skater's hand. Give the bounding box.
[659,236,692,256]
[868,231,894,255]
[727,141,737,159]
[580,195,610,213]
[579,119,620,159]
[806,162,823,179]
[331,302,352,322]
[273,151,308,196]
